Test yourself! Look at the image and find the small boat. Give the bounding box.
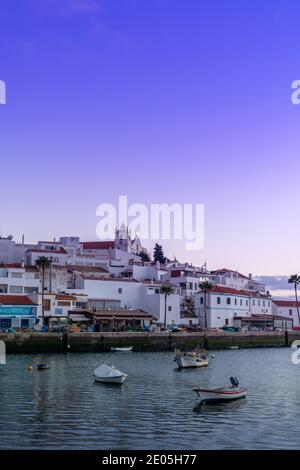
[174,348,209,369]
[28,364,50,370]
[94,364,128,384]
[110,346,133,352]
[193,377,247,408]
[228,346,239,350]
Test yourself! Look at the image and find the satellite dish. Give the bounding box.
[7,235,13,240]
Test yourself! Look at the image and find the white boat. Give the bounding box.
[174,348,209,369]
[94,364,128,384]
[110,346,133,352]
[193,377,247,408]
[228,346,239,350]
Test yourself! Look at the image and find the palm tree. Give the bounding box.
[199,281,213,330]
[36,256,51,327]
[288,274,300,326]
[160,285,174,330]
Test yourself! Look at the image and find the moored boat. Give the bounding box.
[193,377,247,408]
[174,348,209,369]
[110,346,133,352]
[94,364,128,384]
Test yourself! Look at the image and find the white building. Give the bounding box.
[272,300,300,328]
[208,268,266,293]
[0,264,39,298]
[73,276,181,325]
[195,286,250,329]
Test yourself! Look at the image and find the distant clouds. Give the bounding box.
[255,275,296,297]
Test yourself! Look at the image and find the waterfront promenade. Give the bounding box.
[1,330,300,353]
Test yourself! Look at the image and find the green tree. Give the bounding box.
[160,285,174,329]
[36,256,51,327]
[288,274,300,325]
[153,243,166,264]
[138,250,151,263]
[199,281,213,330]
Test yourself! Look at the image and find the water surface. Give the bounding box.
[0,348,299,449]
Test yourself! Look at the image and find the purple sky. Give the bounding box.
[1,0,300,276]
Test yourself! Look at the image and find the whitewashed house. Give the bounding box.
[272,300,300,328]
[194,286,250,329]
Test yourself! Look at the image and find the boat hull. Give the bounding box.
[195,387,247,403]
[176,356,209,369]
[110,347,133,352]
[94,374,127,384]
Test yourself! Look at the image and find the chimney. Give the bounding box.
[249,273,253,280]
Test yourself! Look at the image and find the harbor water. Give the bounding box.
[0,348,300,450]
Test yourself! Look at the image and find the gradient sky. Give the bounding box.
[1,0,300,277]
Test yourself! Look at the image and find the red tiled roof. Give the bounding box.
[92,309,154,319]
[273,300,300,308]
[30,248,67,254]
[0,295,37,306]
[234,314,293,322]
[202,285,249,296]
[55,294,76,301]
[0,263,23,268]
[82,241,115,250]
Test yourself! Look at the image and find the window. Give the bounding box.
[168,306,172,311]
[194,283,197,290]
[155,288,160,294]
[234,298,237,305]
[189,283,193,290]
[118,288,122,294]
[11,272,22,278]
[0,284,8,293]
[21,319,29,328]
[43,299,51,311]
[289,309,293,316]
[57,301,71,307]
[246,300,248,306]
[225,319,229,326]
[227,298,231,305]
[217,297,221,304]
[24,287,38,294]
[9,285,23,294]
[240,299,242,306]
[200,297,204,304]
[253,299,255,305]
[263,300,265,306]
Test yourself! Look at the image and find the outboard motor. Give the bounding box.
[230,376,239,388]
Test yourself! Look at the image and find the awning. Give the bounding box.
[69,315,90,322]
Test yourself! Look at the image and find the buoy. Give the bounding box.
[27,365,33,371]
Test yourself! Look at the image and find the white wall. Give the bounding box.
[195,292,250,328]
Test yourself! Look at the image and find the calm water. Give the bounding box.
[0,348,300,450]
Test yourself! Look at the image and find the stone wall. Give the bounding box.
[1,330,300,353]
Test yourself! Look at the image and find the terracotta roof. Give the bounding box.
[273,300,300,308]
[81,241,115,250]
[92,309,154,319]
[55,294,76,301]
[202,285,249,296]
[234,314,293,322]
[240,290,270,299]
[30,248,67,254]
[68,265,109,273]
[0,295,37,306]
